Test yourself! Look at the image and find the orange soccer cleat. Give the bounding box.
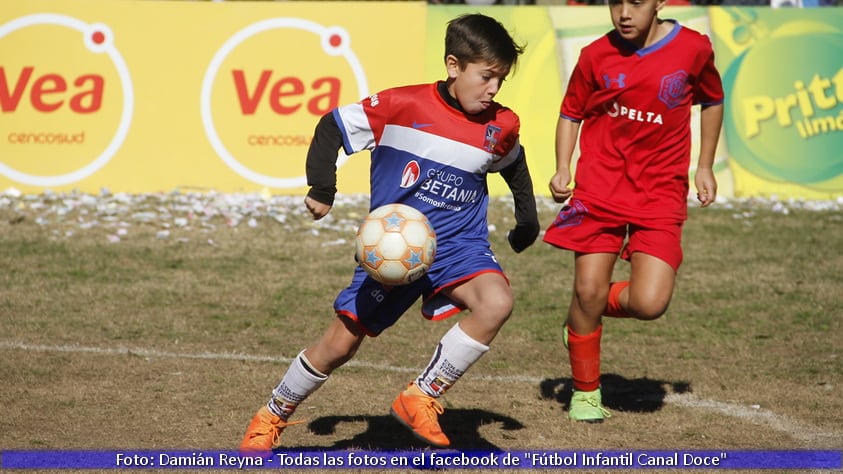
[389,383,450,448]
[240,406,304,454]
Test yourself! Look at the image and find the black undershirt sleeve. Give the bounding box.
[499,147,540,252]
[499,146,538,226]
[305,112,343,207]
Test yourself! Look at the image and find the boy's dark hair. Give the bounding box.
[445,14,525,72]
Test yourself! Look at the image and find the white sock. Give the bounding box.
[268,351,327,420]
[416,323,489,397]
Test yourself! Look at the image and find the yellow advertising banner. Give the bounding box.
[2,1,842,200]
[0,0,425,194]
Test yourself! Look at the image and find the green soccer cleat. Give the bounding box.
[569,388,611,423]
[563,324,569,350]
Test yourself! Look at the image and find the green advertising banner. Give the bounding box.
[710,7,843,200]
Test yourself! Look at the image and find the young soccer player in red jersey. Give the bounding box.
[543,0,724,422]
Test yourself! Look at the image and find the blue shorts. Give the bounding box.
[333,239,505,336]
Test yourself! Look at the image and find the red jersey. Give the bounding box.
[561,22,724,222]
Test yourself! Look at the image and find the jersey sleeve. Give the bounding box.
[559,47,596,122]
[692,36,725,106]
[333,89,393,155]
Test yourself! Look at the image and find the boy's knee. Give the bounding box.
[627,299,670,320]
[474,291,514,322]
[488,298,514,321]
[573,283,610,309]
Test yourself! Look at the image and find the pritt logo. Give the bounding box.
[201,18,369,189]
[0,14,133,187]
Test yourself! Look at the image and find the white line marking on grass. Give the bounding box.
[663,393,839,444]
[2,341,839,443]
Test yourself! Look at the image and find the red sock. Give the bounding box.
[568,325,602,392]
[604,281,631,318]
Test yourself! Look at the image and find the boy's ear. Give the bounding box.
[445,55,461,79]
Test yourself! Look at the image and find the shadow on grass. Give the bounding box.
[294,409,525,451]
[540,373,692,413]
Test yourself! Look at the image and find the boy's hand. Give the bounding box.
[304,196,332,220]
[507,220,540,253]
[694,167,717,208]
[548,170,573,204]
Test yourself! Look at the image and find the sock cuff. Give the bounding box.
[605,280,631,318]
[567,324,603,341]
[297,350,328,381]
[445,323,490,355]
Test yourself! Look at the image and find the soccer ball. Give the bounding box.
[355,203,436,286]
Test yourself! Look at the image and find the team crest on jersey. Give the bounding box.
[483,125,501,152]
[400,160,421,188]
[658,70,688,109]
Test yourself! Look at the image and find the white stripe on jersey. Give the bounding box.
[379,124,497,174]
[336,100,522,174]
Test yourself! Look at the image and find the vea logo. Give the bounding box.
[201,18,369,188]
[0,14,133,187]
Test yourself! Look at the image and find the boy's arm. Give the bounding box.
[549,116,580,204]
[694,103,724,208]
[304,112,343,219]
[499,147,539,253]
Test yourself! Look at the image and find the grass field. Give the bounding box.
[0,191,841,470]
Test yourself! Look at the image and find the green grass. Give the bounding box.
[0,193,840,453]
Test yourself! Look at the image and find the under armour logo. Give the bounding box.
[603,73,626,89]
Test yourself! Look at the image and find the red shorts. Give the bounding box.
[543,198,684,271]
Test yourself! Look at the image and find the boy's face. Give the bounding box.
[446,55,510,115]
[608,0,666,46]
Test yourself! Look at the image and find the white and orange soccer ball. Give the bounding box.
[355,203,436,286]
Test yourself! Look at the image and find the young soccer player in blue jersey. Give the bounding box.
[241,13,539,452]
